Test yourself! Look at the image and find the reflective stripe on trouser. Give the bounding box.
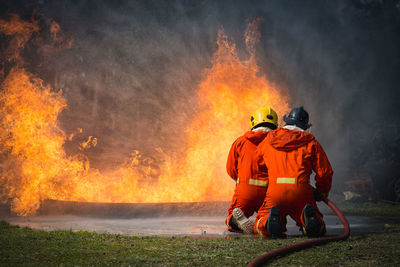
[236,178,267,187]
[254,217,268,236]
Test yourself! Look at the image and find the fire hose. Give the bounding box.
[248,196,350,267]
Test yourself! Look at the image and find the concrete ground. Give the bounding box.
[0,200,385,237]
[0,214,384,237]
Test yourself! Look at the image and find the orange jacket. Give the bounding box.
[226,131,269,189]
[257,128,333,194]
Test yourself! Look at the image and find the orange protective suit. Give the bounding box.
[254,127,333,236]
[226,130,269,232]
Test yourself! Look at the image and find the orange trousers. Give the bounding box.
[254,183,325,236]
[226,184,266,232]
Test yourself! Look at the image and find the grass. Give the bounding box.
[1,200,400,266]
[319,192,400,221]
[339,201,400,220]
[1,221,400,266]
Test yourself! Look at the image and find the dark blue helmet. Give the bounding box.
[283,106,312,130]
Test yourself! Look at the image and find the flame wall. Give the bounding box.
[0,14,288,215]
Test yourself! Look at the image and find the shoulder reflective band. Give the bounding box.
[276,177,296,184]
[249,179,268,187]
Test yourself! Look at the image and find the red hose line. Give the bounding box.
[248,197,350,267]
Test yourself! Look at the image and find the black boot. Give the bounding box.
[266,206,283,238]
[228,215,242,232]
[302,204,323,237]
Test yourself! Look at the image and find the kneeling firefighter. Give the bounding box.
[254,106,333,238]
[226,106,278,234]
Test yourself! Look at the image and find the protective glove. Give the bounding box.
[313,188,328,202]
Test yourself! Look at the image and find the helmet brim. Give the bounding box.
[283,115,311,130]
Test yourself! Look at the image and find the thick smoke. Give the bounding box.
[1,0,399,197]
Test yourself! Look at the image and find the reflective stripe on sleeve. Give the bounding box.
[276,177,296,184]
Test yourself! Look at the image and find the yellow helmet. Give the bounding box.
[250,107,278,130]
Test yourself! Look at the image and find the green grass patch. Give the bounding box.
[1,220,400,266]
[338,201,400,220]
[320,193,400,220]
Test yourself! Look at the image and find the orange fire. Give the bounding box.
[0,13,39,64]
[0,15,289,215]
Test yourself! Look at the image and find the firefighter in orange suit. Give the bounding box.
[254,106,333,238]
[226,107,278,234]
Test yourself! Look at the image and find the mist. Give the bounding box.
[1,0,399,199]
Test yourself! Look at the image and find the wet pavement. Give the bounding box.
[0,200,386,237]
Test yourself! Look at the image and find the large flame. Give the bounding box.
[0,15,289,215]
[0,13,39,64]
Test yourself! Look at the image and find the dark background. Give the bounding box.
[1,0,399,199]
